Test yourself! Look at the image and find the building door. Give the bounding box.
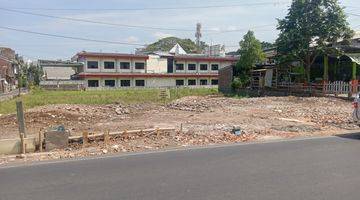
[167,58,174,73]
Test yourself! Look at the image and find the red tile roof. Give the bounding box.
[76,52,149,59]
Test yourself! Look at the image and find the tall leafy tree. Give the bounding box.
[27,63,43,86]
[234,30,265,88]
[276,0,354,81]
[261,41,275,50]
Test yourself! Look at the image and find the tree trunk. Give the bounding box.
[305,55,311,83]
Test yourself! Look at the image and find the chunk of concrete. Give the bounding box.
[0,137,36,155]
[45,130,70,151]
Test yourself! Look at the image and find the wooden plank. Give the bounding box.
[82,132,88,147]
[104,130,110,146]
[38,132,43,152]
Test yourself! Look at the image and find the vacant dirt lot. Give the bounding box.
[0,95,358,141]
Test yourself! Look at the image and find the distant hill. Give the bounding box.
[144,37,206,53]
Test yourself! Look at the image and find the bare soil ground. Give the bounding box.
[0,95,358,141]
[1,95,359,165]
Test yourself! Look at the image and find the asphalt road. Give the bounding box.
[2,134,360,200]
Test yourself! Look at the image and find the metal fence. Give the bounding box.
[275,81,358,97]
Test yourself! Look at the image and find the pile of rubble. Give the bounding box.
[0,129,259,165]
[167,96,235,112]
[0,95,358,141]
[30,104,132,117]
[270,97,356,129]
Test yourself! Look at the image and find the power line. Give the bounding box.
[3,1,291,11]
[0,26,146,46]
[205,24,276,36]
[0,8,196,32]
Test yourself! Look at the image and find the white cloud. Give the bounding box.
[209,27,220,32]
[226,26,237,31]
[125,36,139,43]
[153,32,173,39]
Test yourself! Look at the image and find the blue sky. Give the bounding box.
[0,0,359,61]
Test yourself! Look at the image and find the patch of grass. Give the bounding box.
[0,88,218,115]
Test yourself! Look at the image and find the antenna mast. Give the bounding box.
[195,23,202,53]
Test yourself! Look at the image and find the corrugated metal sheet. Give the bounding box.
[342,53,360,65]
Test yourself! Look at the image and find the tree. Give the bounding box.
[27,63,43,86]
[18,61,43,87]
[144,37,207,53]
[233,30,265,88]
[261,41,275,50]
[276,0,354,82]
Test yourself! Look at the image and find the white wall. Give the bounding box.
[146,55,168,73]
[43,66,75,80]
[146,78,175,87]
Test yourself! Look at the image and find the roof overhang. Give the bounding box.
[77,73,218,78]
[340,53,360,65]
[174,56,238,62]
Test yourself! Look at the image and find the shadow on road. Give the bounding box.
[336,132,360,140]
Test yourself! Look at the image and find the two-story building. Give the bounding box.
[72,44,238,88]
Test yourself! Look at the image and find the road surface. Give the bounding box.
[1,134,360,200]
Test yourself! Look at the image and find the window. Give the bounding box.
[120,62,130,69]
[104,80,116,87]
[135,80,145,87]
[176,80,184,86]
[211,79,218,85]
[211,64,219,71]
[87,61,98,69]
[120,80,131,87]
[88,80,99,87]
[188,79,196,86]
[200,79,208,85]
[176,63,184,71]
[188,64,196,71]
[135,62,145,70]
[200,64,208,71]
[104,61,115,69]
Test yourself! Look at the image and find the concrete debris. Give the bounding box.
[111,145,119,151]
[0,95,359,165]
[2,96,357,141]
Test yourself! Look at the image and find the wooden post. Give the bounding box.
[323,55,329,82]
[156,128,160,138]
[180,123,183,133]
[352,62,357,80]
[38,131,43,152]
[104,130,110,146]
[16,101,26,137]
[20,133,26,154]
[82,132,88,147]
